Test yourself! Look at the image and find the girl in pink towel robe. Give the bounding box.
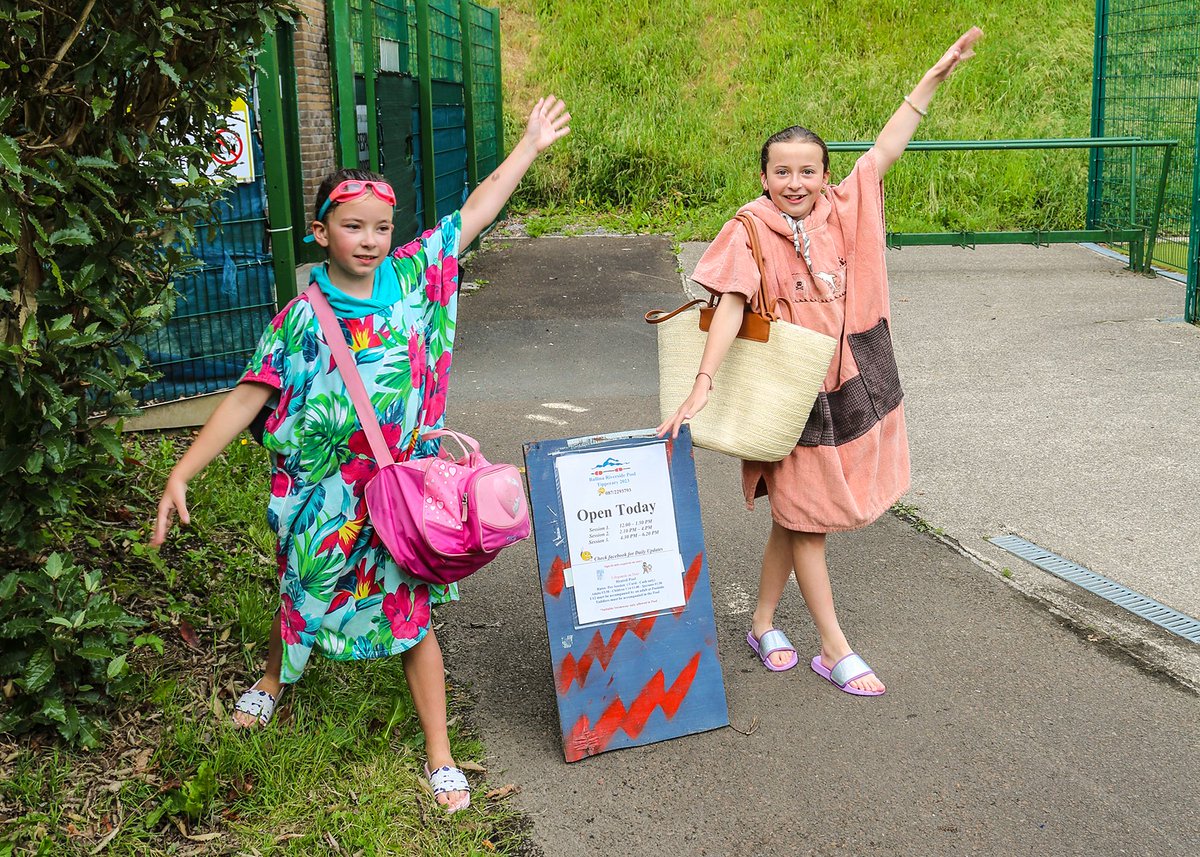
[660,28,982,695]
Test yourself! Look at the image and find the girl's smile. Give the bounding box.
[761,140,830,220]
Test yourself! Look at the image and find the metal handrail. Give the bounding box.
[825,137,1177,273]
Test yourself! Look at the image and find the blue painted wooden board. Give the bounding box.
[523,426,729,762]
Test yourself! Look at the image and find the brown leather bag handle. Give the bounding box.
[644,298,708,324]
[734,213,775,322]
[644,213,776,342]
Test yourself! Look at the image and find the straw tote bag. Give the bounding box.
[645,213,836,462]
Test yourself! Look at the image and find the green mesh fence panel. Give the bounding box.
[407,1,420,78]
[429,0,464,83]
[470,2,499,177]
[351,0,368,74]
[1090,0,1200,275]
[373,0,410,74]
[135,109,277,404]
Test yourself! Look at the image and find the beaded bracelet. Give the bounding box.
[903,95,928,118]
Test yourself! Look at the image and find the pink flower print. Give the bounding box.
[264,384,295,435]
[280,593,306,645]
[382,584,430,640]
[424,251,458,306]
[339,457,375,498]
[408,328,426,388]
[253,353,281,388]
[348,422,404,459]
[421,352,452,425]
[270,468,293,498]
[393,238,421,260]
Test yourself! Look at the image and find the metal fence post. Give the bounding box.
[276,24,309,253]
[1189,99,1200,323]
[329,0,359,167]
[459,0,479,191]
[1087,0,1108,229]
[259,28,298,308]
[362,0,381,172]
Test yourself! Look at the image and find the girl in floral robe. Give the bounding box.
[153,96,572,812]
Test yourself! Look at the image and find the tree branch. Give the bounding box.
[34,0,99,94]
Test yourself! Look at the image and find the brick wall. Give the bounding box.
[293,0,336,220]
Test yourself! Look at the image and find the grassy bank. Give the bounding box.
[500,0,1095,238]
[0,436,532,856]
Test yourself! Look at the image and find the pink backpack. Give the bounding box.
[307,285,530,585]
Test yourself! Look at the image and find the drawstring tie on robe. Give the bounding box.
[780,212,839,291]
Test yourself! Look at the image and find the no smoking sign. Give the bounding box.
[205,98,254,183]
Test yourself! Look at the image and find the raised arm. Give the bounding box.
[459,96,571,247]
[870,27,982,177]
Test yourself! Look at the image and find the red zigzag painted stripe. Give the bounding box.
[554,554,704,694]
[564,652,702,762]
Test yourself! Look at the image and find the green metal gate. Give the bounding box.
[334,0,503,241]
[1088,0,1200,323]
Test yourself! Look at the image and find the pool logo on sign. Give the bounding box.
[592,458,626,476]
[588,457,636,496]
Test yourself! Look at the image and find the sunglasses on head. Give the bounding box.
[305,179,398,242]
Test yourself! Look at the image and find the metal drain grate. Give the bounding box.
[989,535,1200,644]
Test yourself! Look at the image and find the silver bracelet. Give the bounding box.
[903,95,928,118]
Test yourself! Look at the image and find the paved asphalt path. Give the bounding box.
[440,235,1199,857]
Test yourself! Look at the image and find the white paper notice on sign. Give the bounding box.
[572,551,685,625]
[554,443,678,566]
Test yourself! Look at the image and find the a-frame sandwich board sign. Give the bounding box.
[523,426,729,762]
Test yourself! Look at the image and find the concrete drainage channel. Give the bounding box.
[989,534,1200,645]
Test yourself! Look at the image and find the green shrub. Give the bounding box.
[0,1,296,562]
[0,553,146,748]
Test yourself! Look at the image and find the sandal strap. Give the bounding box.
[757,628,795,658]
[829,652,873,688]
[234,688,276,725]
[426,764,469,796]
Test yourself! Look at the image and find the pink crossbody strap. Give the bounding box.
[305,283,397,468]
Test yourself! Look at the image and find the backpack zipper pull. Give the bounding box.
[461,493,469,522]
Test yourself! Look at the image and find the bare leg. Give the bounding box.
[233,611,286,728]
[750,521,799,668]
[401,628,468,811]
[790,531,884,693]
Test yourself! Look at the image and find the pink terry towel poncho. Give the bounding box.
[690,150,910,532]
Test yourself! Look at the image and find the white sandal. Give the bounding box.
[232,681,280,728]
[424,762,471,814]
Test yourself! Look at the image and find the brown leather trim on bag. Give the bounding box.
[699,303,772,341]
[643,213,777,343]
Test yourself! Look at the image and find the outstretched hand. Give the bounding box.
[150,477,190,547]
[522,96,571,153]
[656,382,711,440]
[928,26,983,82]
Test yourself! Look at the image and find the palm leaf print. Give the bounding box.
[293,537,344,595]
[300,393,355,481]
[302,327,319,364]
[287,484,327,534]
